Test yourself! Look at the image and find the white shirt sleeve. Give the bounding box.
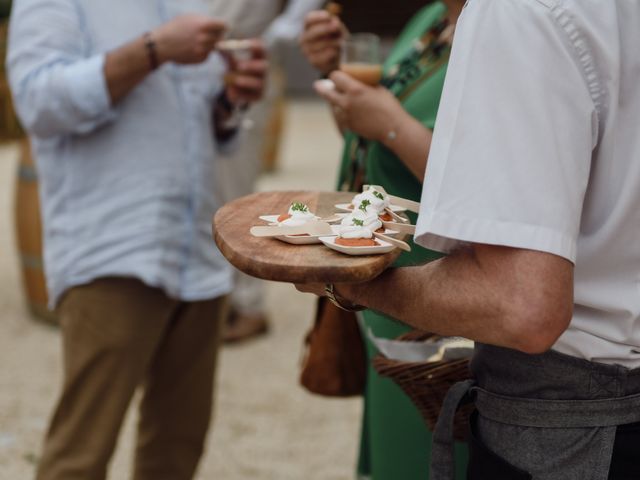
[263,0,325,46]
[414,0,597,263]
[7,0,116,138]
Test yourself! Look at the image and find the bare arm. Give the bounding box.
[105,15,227,104]
[299,245,574,354]
[378,109,432,182]
[104,36,153,104]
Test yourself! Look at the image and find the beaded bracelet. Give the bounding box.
[143,32,159,70]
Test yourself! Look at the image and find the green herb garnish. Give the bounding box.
[290,202,309,213]
[358,199,371,212]
[372,190,385,200]
[352,219,365,227]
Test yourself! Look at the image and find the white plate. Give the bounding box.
[319,236,396,256]
[279,227,397,245]
[334,203,406,213]
[273,225,340,245]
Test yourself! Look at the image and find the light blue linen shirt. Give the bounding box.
[7,0,234,306]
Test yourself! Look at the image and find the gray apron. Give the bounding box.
[431,344,640,480]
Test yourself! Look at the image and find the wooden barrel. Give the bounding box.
[14,139,57,324]
[0,19,24,142]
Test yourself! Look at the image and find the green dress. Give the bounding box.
[335,3,469,479]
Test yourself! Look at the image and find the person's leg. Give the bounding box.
[215,66,282,343]
[36,278,178,480]
[133,296,227,480]
[224,271,269,343]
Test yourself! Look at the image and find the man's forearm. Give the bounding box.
[335,245,574,353]
[104,35,154,105]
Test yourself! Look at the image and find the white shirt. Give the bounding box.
[415,0,640,367]
[8,0,233,306]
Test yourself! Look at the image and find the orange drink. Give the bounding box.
[341,33,382,86]
[340,62,383,86]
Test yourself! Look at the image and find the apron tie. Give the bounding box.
[430,379,474,480]
[474,387,640,428]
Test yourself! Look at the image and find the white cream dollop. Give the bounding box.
[351,187,390,214]
[339,208,383,239]
[279,204,317,227]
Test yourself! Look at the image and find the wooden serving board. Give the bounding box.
[213,191,403,284]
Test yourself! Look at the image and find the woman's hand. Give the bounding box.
[316,71,433,181]
[300,10,345,76]
[314,71,407,143]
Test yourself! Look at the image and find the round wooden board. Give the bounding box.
[213,191,403,284]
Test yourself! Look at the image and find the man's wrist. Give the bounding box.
[143,32,160,70]
[326,283,366,312]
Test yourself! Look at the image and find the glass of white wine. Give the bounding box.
[340,33,382,86]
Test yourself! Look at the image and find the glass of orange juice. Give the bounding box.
[340,33,382,86]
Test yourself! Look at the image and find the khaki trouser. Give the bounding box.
[36,277,227,480]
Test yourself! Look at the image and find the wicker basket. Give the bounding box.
[373,330,474,441]
[0,19,24,142]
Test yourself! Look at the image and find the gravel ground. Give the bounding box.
[0,99,362,480]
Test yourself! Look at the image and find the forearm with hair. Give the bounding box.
[104,35,154,104]
[335,245,574,353]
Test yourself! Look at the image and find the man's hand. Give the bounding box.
[300,10,344,76]
[315,71,406,142]
[153,15,227,65]
[222,40,268,105]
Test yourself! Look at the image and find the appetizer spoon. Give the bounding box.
[388,195,420,213]
[250,222,334,237]
[373,232,412,252]
[385,208,410,224]
[381,221,416,235]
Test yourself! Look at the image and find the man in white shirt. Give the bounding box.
[298,0,640,478]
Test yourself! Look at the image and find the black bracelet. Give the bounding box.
[143,32,159,70]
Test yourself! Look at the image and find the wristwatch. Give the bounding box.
[324,284,366,312]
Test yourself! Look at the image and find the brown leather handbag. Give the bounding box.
[299,297,367,397]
